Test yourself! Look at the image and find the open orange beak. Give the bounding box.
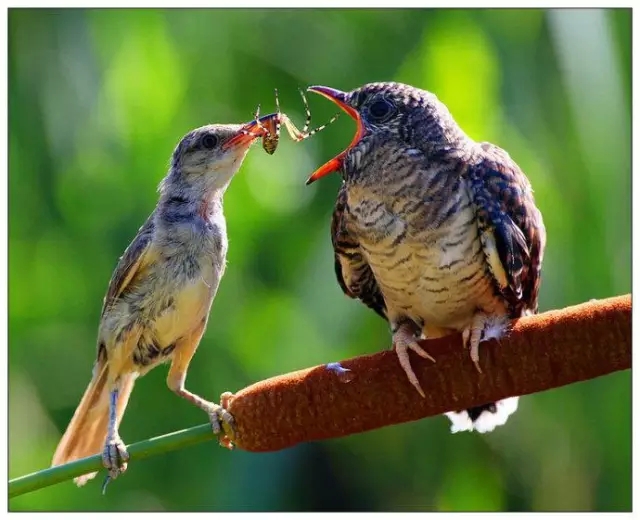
[305,86,366,185]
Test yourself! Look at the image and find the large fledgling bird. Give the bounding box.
[51,117,275,486]
[306,82,546,433]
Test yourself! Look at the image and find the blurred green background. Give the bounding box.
[8,8,631,512]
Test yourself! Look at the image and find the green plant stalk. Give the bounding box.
[10,296,631,499]
[9,423,216,499]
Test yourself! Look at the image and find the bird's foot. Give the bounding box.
[392,321,436,398]
[101,436,129,493]
[462,315,484,373]
[204,400,236,450]
[462,312,509,373]
[173,386,237,450]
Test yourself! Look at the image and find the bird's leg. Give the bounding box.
[391,319,436,398]
[102,385,129,483]
[167,320,235,448]
[462,312,489,374]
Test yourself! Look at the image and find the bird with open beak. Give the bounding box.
[51,114,282,489]
[306,82,546,434]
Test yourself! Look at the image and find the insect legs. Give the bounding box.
[279,88,341,143]
[250,88,340,155]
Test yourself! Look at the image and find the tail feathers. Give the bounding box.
[444,397,519,434]
[51,362,136,486]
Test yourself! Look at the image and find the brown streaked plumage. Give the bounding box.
[308,82,546,433]
[51,117,277,487]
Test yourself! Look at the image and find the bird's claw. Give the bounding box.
[462,314,488,374]
[393,324,436,398]
[101,475,111,495]
[470,348,482,373]
[207,402,236,450]
[101,437,129,491]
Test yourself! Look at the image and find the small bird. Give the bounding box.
[51,116,275,487]
[306,82,546,433]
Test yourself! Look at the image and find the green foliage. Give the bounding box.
[8,8,630,512]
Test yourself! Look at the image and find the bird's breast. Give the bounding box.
[151,266,216,344]
[346,181,499,329]
[100,238,225,372]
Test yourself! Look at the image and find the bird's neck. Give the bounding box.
[157,167,230,225]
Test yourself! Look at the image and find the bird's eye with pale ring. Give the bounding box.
[367,98,396,122]
[201,134,219,149]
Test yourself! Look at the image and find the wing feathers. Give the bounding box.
[331,184,387,321]
[467,143,546,316]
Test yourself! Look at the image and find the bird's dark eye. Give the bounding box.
[367,98,395,122]
[201,134,219,149]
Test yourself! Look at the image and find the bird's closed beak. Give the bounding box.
[305,86,366,185]
[223,113,278,151]
[222,121,261,151]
